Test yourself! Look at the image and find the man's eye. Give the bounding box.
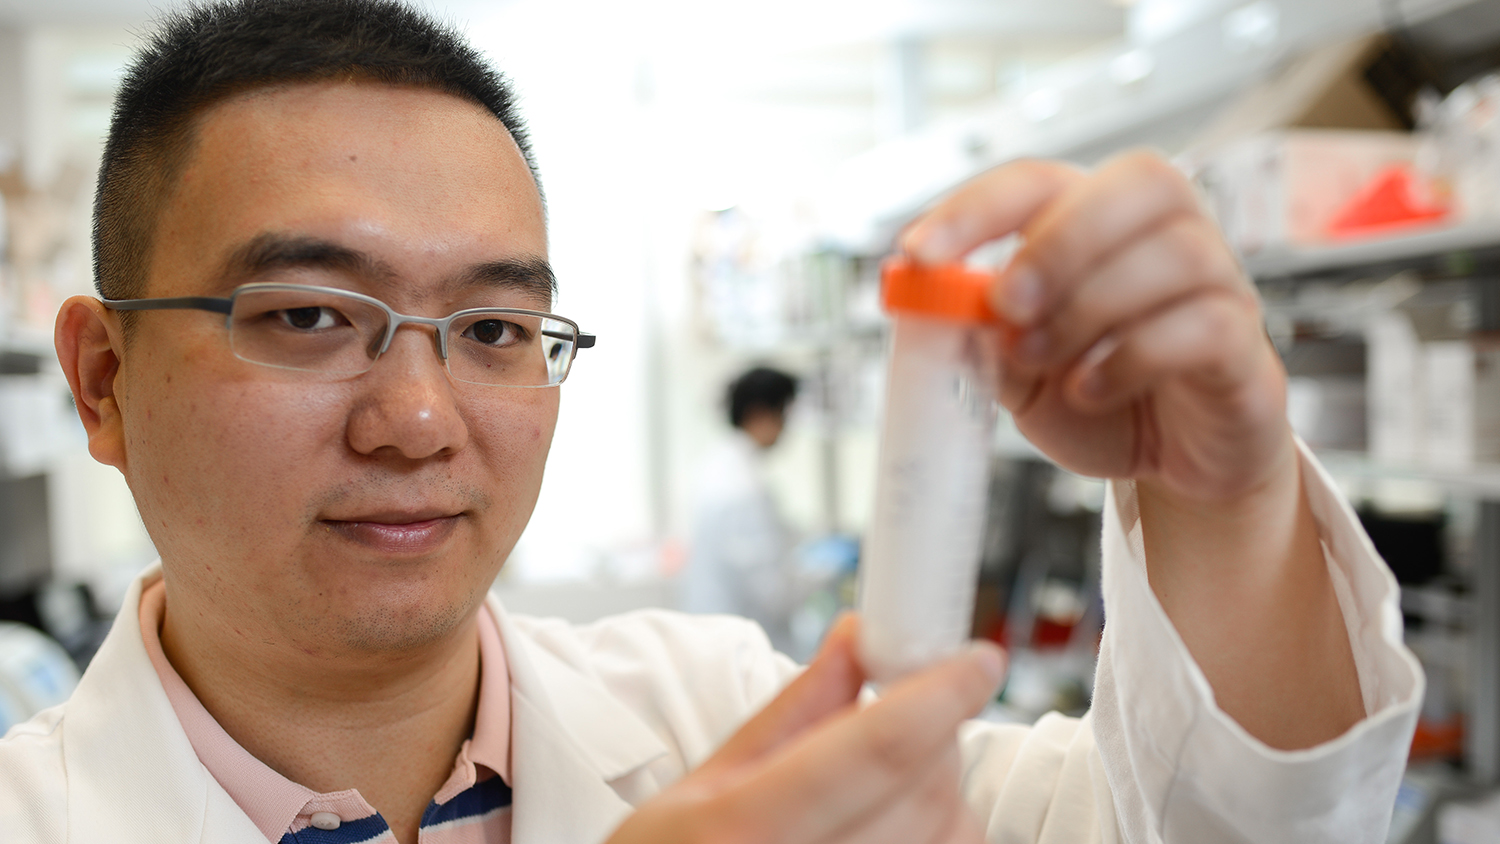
[277,306,344,330]
[463,319,522,346]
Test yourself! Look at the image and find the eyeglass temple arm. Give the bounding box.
[543,329,595,350]
[101,296,234,315]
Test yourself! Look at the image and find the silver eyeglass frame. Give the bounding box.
[101,282,597,387]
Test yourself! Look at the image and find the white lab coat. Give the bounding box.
[0,441,1422,843]
[680,430,798,651]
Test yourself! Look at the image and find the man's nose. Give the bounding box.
[345,324,469,459]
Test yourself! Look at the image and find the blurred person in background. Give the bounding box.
[680,366,799,652]
[0,0,1422,842]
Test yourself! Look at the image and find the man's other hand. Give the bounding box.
[902,150,1289,507]
[900,151,1362,750]
[607,615,1005,844]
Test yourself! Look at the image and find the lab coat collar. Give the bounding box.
[63,562,265,843]
[487,594,670,842]
[58,565,667,844]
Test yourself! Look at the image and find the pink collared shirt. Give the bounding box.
[138,580,513,843]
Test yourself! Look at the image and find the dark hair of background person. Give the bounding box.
[94,0,541,321]
[727,367,799,429]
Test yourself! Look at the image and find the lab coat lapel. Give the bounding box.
[63,565,263,844]
[62,577,669,844]
[489,596,669,844]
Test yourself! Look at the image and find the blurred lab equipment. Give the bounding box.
[1439,788,1500,844]
[0,621,78,733]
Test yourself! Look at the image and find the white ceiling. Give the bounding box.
[0,0,1126,39]
[0,0,158,26]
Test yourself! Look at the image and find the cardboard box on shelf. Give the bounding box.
[1200,129,1428,254]
[1424,338,1500,469]
[1191,34,1409,155]
[1368,309,1425,464]
[1283,335,1367,451]
[1366,280,1500,470]
[1187,33,1468,254]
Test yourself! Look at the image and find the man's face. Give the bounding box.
[115,81,555,654]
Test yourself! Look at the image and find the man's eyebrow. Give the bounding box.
[218,233,556,304]
[455,257,557,305]
[221,233,394,287]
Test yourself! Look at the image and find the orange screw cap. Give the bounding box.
[881,257,996,324]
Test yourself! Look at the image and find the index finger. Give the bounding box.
[900,159,1084,265]
[697,613,865,779]
[718,642,1005,844]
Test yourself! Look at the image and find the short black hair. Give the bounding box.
[95,0,539,304]
[727,367,798,428]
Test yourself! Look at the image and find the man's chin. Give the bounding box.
[270,535,505,654]
[322,590,483,655]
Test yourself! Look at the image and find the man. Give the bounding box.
[681,366,801,651]
[1,1,1420,842]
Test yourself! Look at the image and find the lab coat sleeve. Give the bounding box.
[956,439,1423,843]
[1087,438,1422,843]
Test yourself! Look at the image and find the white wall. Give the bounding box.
[463,0,1117,584]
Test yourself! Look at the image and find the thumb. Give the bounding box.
[698,614,865,777]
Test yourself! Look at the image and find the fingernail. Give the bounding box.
[969,642,1007,686]
[999,263,1043,325]
[1013,329,1049,365]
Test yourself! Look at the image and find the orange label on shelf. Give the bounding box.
[1326,165,1452,240]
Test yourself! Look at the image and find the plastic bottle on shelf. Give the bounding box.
[857,257,1000,684]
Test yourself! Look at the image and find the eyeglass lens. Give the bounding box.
[226,287,577,387]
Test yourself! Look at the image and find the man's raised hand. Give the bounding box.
[902,151,1291,507]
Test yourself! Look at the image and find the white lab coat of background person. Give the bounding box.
[680,427,799,653]
[680,367,802,654]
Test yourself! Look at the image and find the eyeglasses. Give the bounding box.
[101,283,596,388]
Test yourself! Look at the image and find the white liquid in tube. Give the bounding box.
[858,311,997,683]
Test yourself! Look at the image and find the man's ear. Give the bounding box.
[55,295,128,470]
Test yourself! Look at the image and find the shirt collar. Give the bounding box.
[138,579,512,843]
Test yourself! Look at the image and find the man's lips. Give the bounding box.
[320,511,464,553]
[324,505,462,524]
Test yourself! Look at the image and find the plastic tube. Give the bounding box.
[857,259,999,683]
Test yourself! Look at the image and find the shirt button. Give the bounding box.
[310,812,342,831]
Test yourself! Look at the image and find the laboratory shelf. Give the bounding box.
[1253,220,1500,785]
[991,433,1500,786]
[996,218,1500,783]
[997,439,1500,499]
[1239,217,1500,786]
[1317,448,1500,786]
[1243,222,1500,281]
[1315,450,1500,498]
